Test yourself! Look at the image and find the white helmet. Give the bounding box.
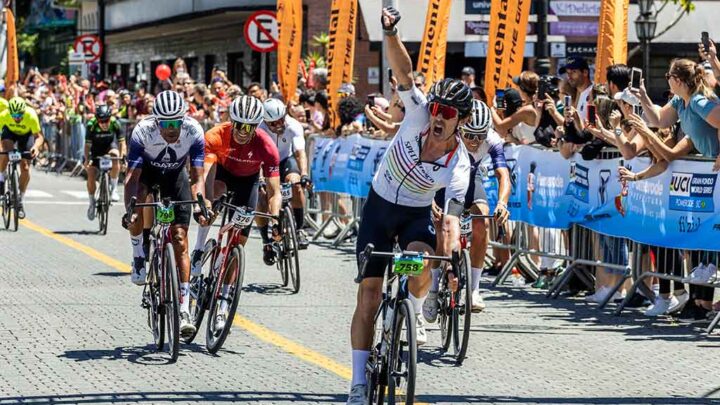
[230,95,264,124]
[263,98,287,122]
[153,91,187,119]
[462,99,492,138]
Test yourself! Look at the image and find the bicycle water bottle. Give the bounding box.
[511,268,525,287]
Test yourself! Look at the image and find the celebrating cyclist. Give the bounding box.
[85,104,126,220]
[0,97,43,219]
[347,7,472,403]
[190,95,283,308]
[122,90,210,337]
[257,98,311,250]
[425,100,511,322]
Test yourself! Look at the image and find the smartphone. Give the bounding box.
[495,89,505,109]
[538,82,547,101]
[367,95,375,108]
[702,31,711,53]
[564,95,571,108]
[633,104,642,116]
[630,67,642,90]
[387,68,393,83]
[304,109,311,122]
[587,105,597,126]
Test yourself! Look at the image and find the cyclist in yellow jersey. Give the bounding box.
[0,97,43,219]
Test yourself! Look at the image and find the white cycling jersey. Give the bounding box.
[127,116,205,174]
[259,116,306,161]
[372,85,471,208]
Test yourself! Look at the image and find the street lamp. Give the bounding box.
[634,0,657,79]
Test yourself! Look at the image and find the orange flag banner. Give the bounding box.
[484,0,532,103]
[594,0,629,84]
[326,0,357,129]
[5,8,18,98]
[416,0,451,90]
[277,0,303,103]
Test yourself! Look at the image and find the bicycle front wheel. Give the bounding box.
[186,239,218,343]
[163,243,180,363]
[452,249,472,365]
[10,167,18,231]
[206,245,245,354]
[98,173,109,235]
[438,286,453,351]
[147,251,165,351]
[388,299,416,405]
[282,206,301,293]
[2,188,10,230]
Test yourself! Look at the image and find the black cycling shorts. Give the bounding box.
[140,166,192,226]
[215,164,259,237]
[434,164,485,211]
[356,187,436,278]
[279,156,301,179]
[1,128,34,156]
[90,141,120,167]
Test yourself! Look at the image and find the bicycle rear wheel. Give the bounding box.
[186,239,218,343]
[452,249,472,365]
[206,245,245,354]
[278,243,289,287]
[387,299,416,405]
[146,251,165,352]
[366,304,387,405]
[282,206,301,293]
[438,286,453,351]
[163,243,180,362]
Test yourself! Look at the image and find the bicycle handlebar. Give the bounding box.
[214,192,279,221]
[355,243,456,284]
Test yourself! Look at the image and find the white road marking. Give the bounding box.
[23,190,54,198]
[61,190,90,199]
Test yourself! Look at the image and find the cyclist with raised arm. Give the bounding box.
[122,90,210,337]
[346,7,472,403]
[190,95,283,315]
[85,104,126,220]
[257,98,311,251]
[425,100,511,320]
[0,97,43,219]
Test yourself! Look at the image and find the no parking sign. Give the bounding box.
[243,11,279,53]
[73,34,102,63]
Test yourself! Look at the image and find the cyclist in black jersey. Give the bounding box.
[85,105,126,220]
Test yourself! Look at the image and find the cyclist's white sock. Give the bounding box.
[130,234,144,258]
[430,267,442,292]
[194,225,211,251]
[219,284,231,313]
[409,293,425,315]
[110,177,119,190]
[471,267,482,292]
[88,193,95,202]
[351,350,370,386]
[180,282,190,313]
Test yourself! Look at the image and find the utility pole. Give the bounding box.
[535,0,550,75]
[98,0,106,78]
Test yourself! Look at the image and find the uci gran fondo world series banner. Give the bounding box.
[309,136,720,252]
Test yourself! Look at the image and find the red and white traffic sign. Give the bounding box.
[73,34,103,63]
[243,11,278,53]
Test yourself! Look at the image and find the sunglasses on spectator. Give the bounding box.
[428,102,458,120]
[158,119,183,130]
[233,122,258,134]
[11,113,23,120]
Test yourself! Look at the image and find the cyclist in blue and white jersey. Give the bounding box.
[121,90,211,337]
[347,7,473,404]
[425,100,511,320]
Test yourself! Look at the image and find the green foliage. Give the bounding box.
[669,0,695,12]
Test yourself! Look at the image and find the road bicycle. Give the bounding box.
[260,181,301,293]
[356,243,457,404]
[92,155,124,235]
[1,150,30,232]
[127,188,207,362]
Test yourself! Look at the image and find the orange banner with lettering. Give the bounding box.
[594,0,629,83]
[484,0,532,103]
[416,0,451,90]
[5,8,18,98]
[277,0,303,102]
[326,0,357,128]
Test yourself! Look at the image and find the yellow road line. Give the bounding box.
[20,218,428,403]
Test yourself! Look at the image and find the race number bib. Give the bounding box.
[393,254,424,276]
[99,157,112,170]
[460,214,472,236]
[281,183,292,202]
[8,151,21,162]
[155,206,175,224]
[231,207,255,228]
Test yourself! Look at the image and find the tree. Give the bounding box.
[628,0,695,59]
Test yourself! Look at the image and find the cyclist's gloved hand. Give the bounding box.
[381,7,401,32]
[121,212,136,229]
[193,209,210,226]
[300,175,311,187]
[494,202,509,225]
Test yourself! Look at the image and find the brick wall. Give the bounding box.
[304,0,380,98]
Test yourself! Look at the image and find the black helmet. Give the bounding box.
[96,105,112,120]
[427,78,473,118]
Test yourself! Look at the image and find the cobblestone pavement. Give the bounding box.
[0,172,719,404]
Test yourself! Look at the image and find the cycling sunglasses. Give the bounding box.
[428,102,458,120]
[233,122,258,134]
[97,118,110,124]
[461,128,487,141]
[10,113,23,120]
[158,119,183,130]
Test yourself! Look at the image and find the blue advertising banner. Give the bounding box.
[309,136,720,251]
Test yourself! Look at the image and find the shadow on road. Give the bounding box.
[414,395,717,404]
[243,282,295,296]
[57,343,227,366]
[0,391,346,404]
[54,229,101,236]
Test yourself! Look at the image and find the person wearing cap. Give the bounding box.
[338,82,356,97]
[560,56,593,128]
[461,66,477,87]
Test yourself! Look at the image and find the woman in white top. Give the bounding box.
[491,71,540,145]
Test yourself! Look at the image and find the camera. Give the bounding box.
[538,75,560,99]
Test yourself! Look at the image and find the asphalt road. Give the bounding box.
[0,171,719,405]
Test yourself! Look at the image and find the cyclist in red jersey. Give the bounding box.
[190,95,283,275]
